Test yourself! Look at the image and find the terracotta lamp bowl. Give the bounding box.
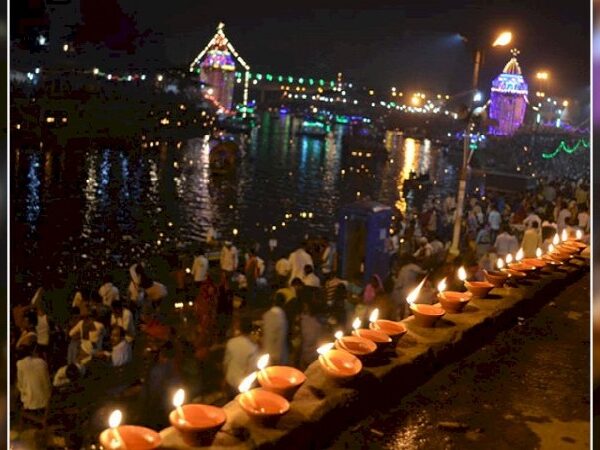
[169,404,226,447]
[238,388,290,424]
[501,268,527,279]
[484,270,509,287]
[352,328,392,349]
[521,258,547,269]
[335,335,377,358]
[257,366,307,400]
[100,425,162,450]
[464,281,494,298]
[369,319,408,342]
[565,240,587,250]
[508,263,537,273]
[318,349,362,379]
[541,254,563,265]
[437,291,472,313]
[560,242,584,252]
[410,303,445,327]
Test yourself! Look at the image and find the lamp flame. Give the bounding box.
[334,330,344,340]
[369,308,379,323]
[257,354,270,371]
[109,410,122,429]
[457,266,467,282]
[576,229,583,240]
[352,317,362,330]
[549,244,555,253]
[561,229,568,242]
[505,254,513,264]
[553,234,559,246]
[238,372,257,394]
[536,248,542,259]
[317,342,335,355]
[437,277,447,293]
[173,389,185,408]
[406,277,427,305]
[497,258,505,269]
[516,248,524,261]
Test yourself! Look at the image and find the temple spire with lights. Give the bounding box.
[488,48,529,136]
[189,22,250,114]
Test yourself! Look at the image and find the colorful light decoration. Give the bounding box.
[541,139,589,159]
[489,50,528,136]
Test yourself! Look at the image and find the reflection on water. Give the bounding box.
[13,112,451,283]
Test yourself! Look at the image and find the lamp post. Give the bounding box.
[449,31,512,256]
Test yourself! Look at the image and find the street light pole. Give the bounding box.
[449,31,511,256]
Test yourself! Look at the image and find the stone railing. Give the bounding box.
[159,258,588,449]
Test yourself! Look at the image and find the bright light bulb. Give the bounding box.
[492,31,512,47]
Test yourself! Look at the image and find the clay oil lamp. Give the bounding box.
[437,274,472,313]
[541,244,564,265]
[484,258,510,287]
[408,277,445,327]
[334,329,377,359]
[256,353,307,400]
[168,388,226,446]
[100,409,162,450]
[551,234,573,260]
[501,255,526,279]
[522,248,547,270]
[369,309,407,344]
[237,372,290,425]
[317,342,362,380]
[507,249,537,274]
[352,314,392,350]
[463,265,494,298]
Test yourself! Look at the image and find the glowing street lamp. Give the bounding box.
[492,31,512,47]
[536,71,549,80]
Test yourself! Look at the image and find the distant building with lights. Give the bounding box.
[189,23,250,113]
[488,50,529,135]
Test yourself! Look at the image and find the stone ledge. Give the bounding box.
[159,260,587,449]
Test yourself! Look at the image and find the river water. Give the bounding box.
[12,112,454,288]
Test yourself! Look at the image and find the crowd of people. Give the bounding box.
[10,165,589,447]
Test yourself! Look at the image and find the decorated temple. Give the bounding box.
[189,23,250,114]
[488,49,529,135]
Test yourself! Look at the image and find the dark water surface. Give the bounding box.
[12,112,453,288]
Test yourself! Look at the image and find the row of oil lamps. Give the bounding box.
[99,228,586,449]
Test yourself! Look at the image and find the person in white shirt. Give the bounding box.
[288,242,314,285]
[261,295,289,365]
[16,309,38,351]
[17,345,51,411]
[34,304,52,350]
[98,275,119,308]
[556,202,572,233]
[493,226,519,258]
[521,222,542,258]
[487,205,502,240]
[302,265,321,288]
[220,241,239,279]
[99,326,132,367]
[110,300,135,343]
[523,209,542,230]
[223,318,258,399]
[320,239,336,276]
[69,308,106,364]
[191,248,209,286]
[53,363,85,387]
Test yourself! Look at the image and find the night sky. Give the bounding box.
[17,0,591,96]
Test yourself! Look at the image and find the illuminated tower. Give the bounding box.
[189,23,250,114]
[488,49,529,135]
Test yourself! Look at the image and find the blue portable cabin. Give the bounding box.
[337,200,392,286]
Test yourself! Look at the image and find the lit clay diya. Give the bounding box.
[238,388,290,424]
[100,425,162,450]
[410,303,445,328]
[565,240,587,250]
[335,335,377,358]
[521,258,547,269]
[257,366,307,400]
[483,270,509,288]
[369,319,408,343]
[507,263,537,273]
[501,268,527,279]
[541,254,564,265]
[464,280,495,298]
[169,404,226,446]
[352,328,392,349]
[437,291,473,313]
[318,348,362,379]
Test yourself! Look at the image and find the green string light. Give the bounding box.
[541,139,589,159]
